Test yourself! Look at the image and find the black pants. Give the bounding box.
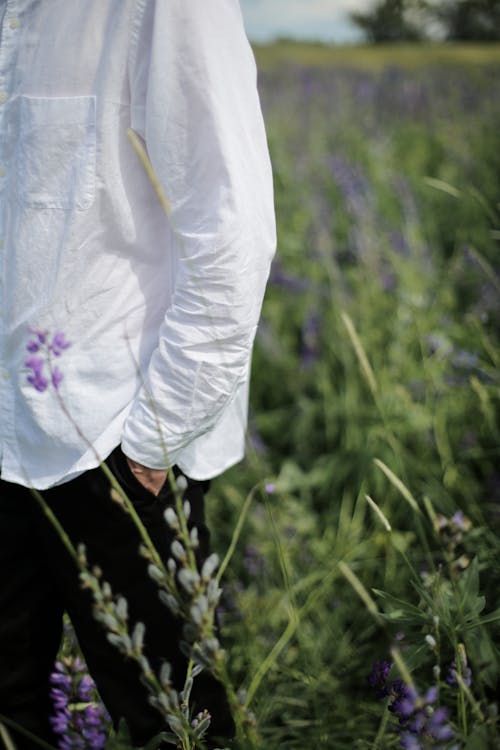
[0,447,233,749]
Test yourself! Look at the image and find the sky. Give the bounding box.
[239,0,374,44]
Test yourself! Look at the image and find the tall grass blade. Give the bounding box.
[455,673,485,722]
[390,646,417,692]
[423,177,461,198]
[338,561,383,625]
[365,494,392,531]
[341,312,378,397]
[373,459,421,514]
[468,247,500,294]
[127,129,172,216]
[0,723,16,750]
[244,611,299,708]
[217,483,260,583]
[0,716,56,750]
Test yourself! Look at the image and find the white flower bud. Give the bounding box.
[164,507,179,530]
[160,662,172,687]
[148,564,164,584]
[159,591,180,615]
[171,540,185,561]
[167,558,177,577]
[178,568,200,594]
[201,553,219,580]
[176,474,188,492]
[425,634,437,649]
[132,621,146,652]
[190,526,199,549]
[115,596,128,622]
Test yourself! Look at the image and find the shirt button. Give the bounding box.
[9,18,20,30]
[0,93,8,104]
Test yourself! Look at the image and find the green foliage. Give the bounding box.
[105,720,170,750]
[349,0,500,43]
[432,0,500,42]
[351,0,425,43]
[208,50,500,748]
[252,42,500,72]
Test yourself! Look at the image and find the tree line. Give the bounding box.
[351,0,500,42]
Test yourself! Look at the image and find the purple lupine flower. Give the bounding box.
[446,655,472,688]
[399,733,422,750]
[78,675,94,703]
[388,682,455,749]
[25,328,71,392]
[82,704,109,750]
[51,663,72,689]
[368,660,392,698]
[83,728,108,750]
[50,658,110,750]
[51,711,71,735]
[25,353,50,393]
[51,366,64,390]
[50,663,72,743]
[265,483,276,494]
[51,687,71,711]
[423,686,438,704]
[25,355,45,373]
[50,331,71,356]
[30,328,48,344]
[428,708,454,741]
[389,680,418,722]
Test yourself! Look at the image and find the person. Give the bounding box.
[0,1,276,748]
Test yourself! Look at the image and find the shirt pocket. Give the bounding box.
[16,95,96,210]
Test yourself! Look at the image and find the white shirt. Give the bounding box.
[0,0,276,489]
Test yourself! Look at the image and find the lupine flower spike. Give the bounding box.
[25,328,71,392]
[369,661,456,750]
[50,658,110,750]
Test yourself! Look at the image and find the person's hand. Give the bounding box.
[125,455,168,496]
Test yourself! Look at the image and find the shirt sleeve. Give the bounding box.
[121,0,276,470]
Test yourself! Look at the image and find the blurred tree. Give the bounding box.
[428,0,500,41]
[351,0,500,42]
[350,0,424,42]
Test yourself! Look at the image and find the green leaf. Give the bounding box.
[105,719,133,750]
[458,557,480,608]
[141,731,172,750]
[464,724,491,750]
[105,720,172,750]
[105,719,171,750]
[372,589,427,621]
[476,607,500,627]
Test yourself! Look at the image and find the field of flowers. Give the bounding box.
[208,45,500,749]
[14,46,500,750]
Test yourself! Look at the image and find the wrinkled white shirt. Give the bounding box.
[0,0,276,489]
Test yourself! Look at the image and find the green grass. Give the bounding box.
[209,45,500,749]
[252,41,500,71]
